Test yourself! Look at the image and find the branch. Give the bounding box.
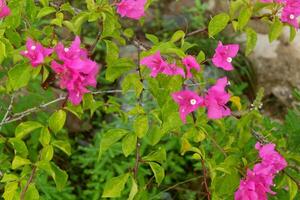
[133,37,144,180]
[200,157,211,200]
[20,166,37,200]
[185,14,272,38]
[0,94,15,130]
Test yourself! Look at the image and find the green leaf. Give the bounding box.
[170,30,185,43]
[245,27,257,55]
[123,28,134,38]
[37,6,56,18]
[51,162,68,191]
[196,51,206,63]
[8,63,31,91]
[149,162,165,186]
[73,12,89,35]
[104,40,119,64]
[147,126,164,146]
[146,34,159,44]
[52,140,71,156]
[269,17,283,42]
[102,173,129,198]
[82,94,103,116]
[106,58,135,82]
[287,176,298,200]
[11,156,31,169]
[99,129,128,159]
[51,12,64,27]
[0,40,7,64]
[8,138,28,158]
[128,176,138,200]
[133,115,149,138]
[15,121,43,139]
[1,174,19,183]
[86,0,96,10]
[39,0,49,7]
[237,7,252,30]
[229,0,244,18]
[121,74,143,98]
[39,127,51,147]
[289,26,296,42]
[143,147,166,164]
[2,182,18,200]
[48,110,66,134]
[40,145,54,161]
[24,183,39,200]
[122,133,137,157]
[208,13,230,37]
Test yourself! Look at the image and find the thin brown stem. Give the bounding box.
[133,37,144,180]
[20,166,37,200]
[133,139,141,180]
[0,94,15,130]
[200,158,211,200]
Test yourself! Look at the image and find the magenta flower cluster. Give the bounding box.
[0,0,10,19]
[261,0,300,28]
[140,42,239,123]
[20,37,99,105]
[235,142,287,200]
[116,0,147,20]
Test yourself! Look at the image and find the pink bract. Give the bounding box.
[212,41,239,71]
[140,51,169,77]
[204,77,231,119]
[162,62,185,78]
[117,0,146,20]
[52,37,99,105]
[235,143,287,200]
[182,55,201,78]
[55,36,88,62]
[0,0,10,19]
[20,38,53,67]
[172,90,204,123]
[280,0,300,28]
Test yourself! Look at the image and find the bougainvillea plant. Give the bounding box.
[0,0,299,199]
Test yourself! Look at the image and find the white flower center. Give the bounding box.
[31,46,36,50]
[290,14,295,20]
[190,99,197,105]
[226,57,232,63]
[24,50,28,54]
[64,47,69,52]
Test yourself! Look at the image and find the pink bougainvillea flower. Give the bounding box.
[235,143,287,200]
[0,0,11,19]
[260,0,286,3]
[212,41,239,71]
[51,36,99,105]
[20,38,53,67]
[51,59,99,105]
[117,0,146,20]
[182,55,201,78]
[235,169,270,200]
[204,77,231,119]
[55,36,88,62]
[140,51,169,77]
[281,0,300,28]
[172,90,204,123]
[162,62,185,78]
[255,142,288,173]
